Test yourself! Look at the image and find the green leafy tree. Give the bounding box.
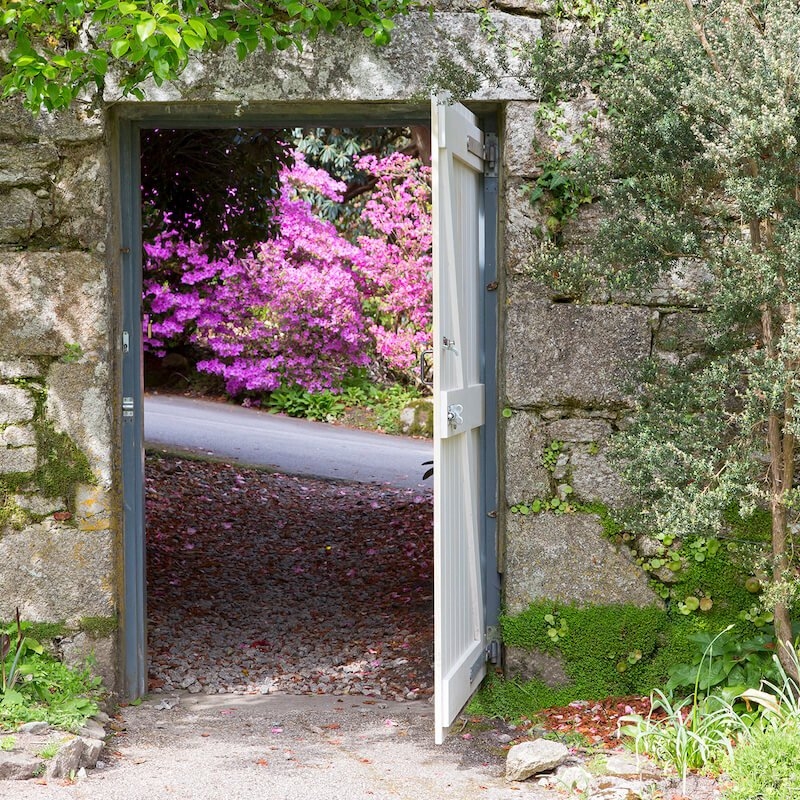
[0,0,410,113]
[526,0,800,679]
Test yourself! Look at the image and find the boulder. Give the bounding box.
[505,738,569,781]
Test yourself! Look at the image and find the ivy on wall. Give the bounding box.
[0,0,413,113]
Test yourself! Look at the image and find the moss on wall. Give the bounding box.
[474,505,773,720]
[0,617,116,644]
[78,616,117,637]
[0,377,94,531]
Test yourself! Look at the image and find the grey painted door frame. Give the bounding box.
[114,103,501,700]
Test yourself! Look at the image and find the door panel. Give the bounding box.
[432,95,487,744]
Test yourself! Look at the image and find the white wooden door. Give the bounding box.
[432,95,487,744]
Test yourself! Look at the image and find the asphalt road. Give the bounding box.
[144,394,433,490]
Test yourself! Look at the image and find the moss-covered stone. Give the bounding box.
[502,602,670,699]
[0,377,95,534]
[79,616,117,637]
[398,398,433,438]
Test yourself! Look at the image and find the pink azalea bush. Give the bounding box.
[143,150,431,395]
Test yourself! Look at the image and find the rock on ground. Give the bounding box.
[506,739,569,781]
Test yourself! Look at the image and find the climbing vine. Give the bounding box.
[0,0,413,113]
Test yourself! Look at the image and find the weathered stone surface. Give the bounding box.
[78,737,104,769]
[399,398,433,438]
[46,363,112,485]
[0,359,40,378]
[12,494,65,516]
[0,143,59,188]
[553,764,593,793]
[0,751,41,780]
[75,485,112,532]
[77,719,105,741]
[505,300,652,407]
[503,411,550,505]
[505,646,569,685]
[653,310,711,363]
[1,425,36,447]
[504,102,540,176]
[0,445,37,473]
[506,738,569,781]
[591,778,648,799]
[18,722,49,735]
[0,250,108,356]
[0,188,48,243]
[504,513,660,615]
[603,754,661,780]
[503,179,541,274]
[568,450,631,509]
[47,737,84,779]
[60,633,116,693]
[0,99,104,143]
[0,385,35,424]
[0,526,115,622]
[107,12,540,106]
[494,0,551,15]
[53,148,110,248]
[616,260,713,307]
[546,418,612,443]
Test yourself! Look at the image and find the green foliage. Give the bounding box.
[37,742,60,760]
[265,378,424,433]
[544,612,569,643]
[467,671,576,720]
[525,152,593,243]
[500,602,670,703]
[723,727,800,800]
[541,440,563,472]
[0,0,412,113]
[524,0,800,673]
[619,689,745,784]
[0,736,15,751]
[510,492,574,516]
[59,344,83,365]
[0,613,103,732]
[19,622,70,641]
[267,385,347,422]
[665,628,781,698]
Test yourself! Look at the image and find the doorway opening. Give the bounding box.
[118,101,500,741]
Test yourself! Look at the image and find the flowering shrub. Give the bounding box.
[355,152,432,372]
[143,150,431,395]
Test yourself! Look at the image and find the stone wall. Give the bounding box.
[499,98,713,682]
[0,5,686,695]
[0,105,117,689]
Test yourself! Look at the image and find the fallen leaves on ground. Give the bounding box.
[530,695,659,747]
[145,453,433,699]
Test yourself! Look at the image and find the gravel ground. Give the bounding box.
[146,454,434,702]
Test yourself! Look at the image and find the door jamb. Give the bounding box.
[114,104,500,700]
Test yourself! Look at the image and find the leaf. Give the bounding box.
[159,23,182,48]
[152,58,171,79]
[183,32,205,50]
[111,39,130,58]
[135,18,157,41]
[187,17,207,35]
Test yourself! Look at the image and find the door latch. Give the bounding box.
[447,403,464,430]
[442,337,459,356]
